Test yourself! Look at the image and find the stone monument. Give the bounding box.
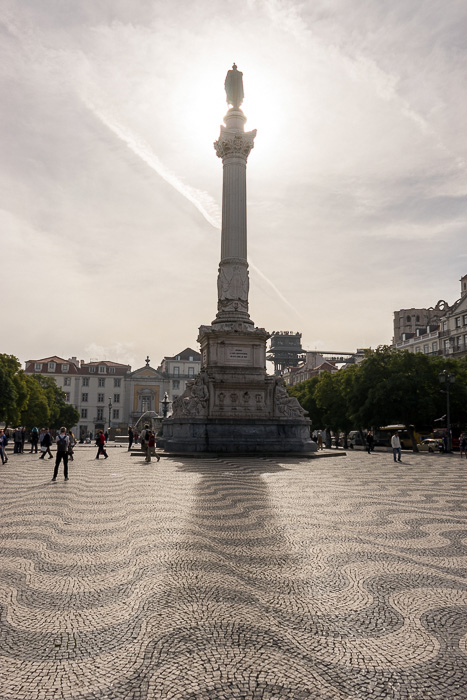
[162,65,316,453]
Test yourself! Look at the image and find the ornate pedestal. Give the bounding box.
[162,321,316,453]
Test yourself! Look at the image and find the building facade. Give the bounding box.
[393,275,467,358]
[24,348,201,438]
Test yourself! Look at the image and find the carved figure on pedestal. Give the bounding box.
[225,63,244,109]
[171,374,209,418]
[274,378,307,418]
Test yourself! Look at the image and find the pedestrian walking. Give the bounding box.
[0,428,7,465]
[21,427,26,453]
[39,428,54,459]
[391,431,402,463]
[30,426,39,453]
[52,427,70,481]
[95,430,108,459]
[317,430,323,450]
[13,427,22,454]
[145,431,160,463]
[460,434,467,459]
[68,430,75,461]
[128,426,134,451]
[366,431,374,454]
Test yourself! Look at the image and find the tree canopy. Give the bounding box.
[287,347,467,450]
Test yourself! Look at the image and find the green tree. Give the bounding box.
[0,354,28,426]
[56,403,80,430]
[287,376,324,428]
[314,370,354,448]
[20,375,50,428]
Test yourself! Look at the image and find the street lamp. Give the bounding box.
[438,370,455,452]
[161,392,171,418]
[108,398,112,434]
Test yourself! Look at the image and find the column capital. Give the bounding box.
[214,127,257,160]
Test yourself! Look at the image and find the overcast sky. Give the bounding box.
[2,0,467,371]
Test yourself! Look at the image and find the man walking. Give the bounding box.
[52,427,69,481]
[39,428,53,459]
[95,430,108,459]
[128,426,134,452]
[30,426,39,453]
[391,430,402,463]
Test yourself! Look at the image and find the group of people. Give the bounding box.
[128,425,159,462]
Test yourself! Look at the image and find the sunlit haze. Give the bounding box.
[2,0,467,369]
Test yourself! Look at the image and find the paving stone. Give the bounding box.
[1,448,467,698]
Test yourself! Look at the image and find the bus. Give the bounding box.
[373,425,421,450]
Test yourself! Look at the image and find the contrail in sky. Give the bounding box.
[84,100,222,229]
[85,99,302,319]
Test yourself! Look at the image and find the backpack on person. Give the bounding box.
[57,435,68,452]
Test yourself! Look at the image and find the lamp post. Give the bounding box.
[438,370,455,452]
[161,392,171,418]
[108,398,112,434]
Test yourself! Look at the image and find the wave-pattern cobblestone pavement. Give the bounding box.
[1,448,467,699]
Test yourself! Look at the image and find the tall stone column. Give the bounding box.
[213,108,256,326]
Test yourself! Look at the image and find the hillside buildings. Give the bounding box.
[24,348,201,439]
[393,274,467,358]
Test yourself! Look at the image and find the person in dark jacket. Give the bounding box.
[128,426,134,451]
[39,428,53,459]
[366,431,375,454]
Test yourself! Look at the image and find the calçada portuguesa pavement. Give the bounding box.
[1,445,467,699]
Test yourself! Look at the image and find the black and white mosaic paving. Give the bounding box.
[1,447,467,699]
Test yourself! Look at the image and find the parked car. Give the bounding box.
[348,430,364,448]
[419,438,443,453]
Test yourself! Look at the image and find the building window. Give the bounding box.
[456,336,462,347]
[176,355,181,360]
[114,378,121,387]
[89,367,96,373]
[456,317,461,328]
[173,367,180,376]
[416,315,420,322]
[35,363,42,371]
[82,377,89,386]
[112,409,120,420]
[63,377,71,386]
[82,393,88,402]
[64,393,70,402]
[444,340,450,351]
[463,314,467,326]
[189,356,194,361]
[406,315,411,323]
[109,367,115,374]
[98,378,106,387]
[48,362,56,372]
[99,365,106,374]
[98,393,105,403]
[81,409,88,419]
[62,363,69,372]
[443,321,448,330]
[113,394,120,403]
[141,397,150,412]
[97,408,104,420]
[415,347,421,353]
[188,367,195,376]
[173,380,180,390]
[432,342,438,352]
[423,345,429,354]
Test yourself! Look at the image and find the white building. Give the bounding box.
[393,274,467,359]
[24,348,201,438]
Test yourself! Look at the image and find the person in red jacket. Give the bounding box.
[95,430,108,459]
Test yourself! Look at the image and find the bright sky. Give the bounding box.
[2,0,467,370]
